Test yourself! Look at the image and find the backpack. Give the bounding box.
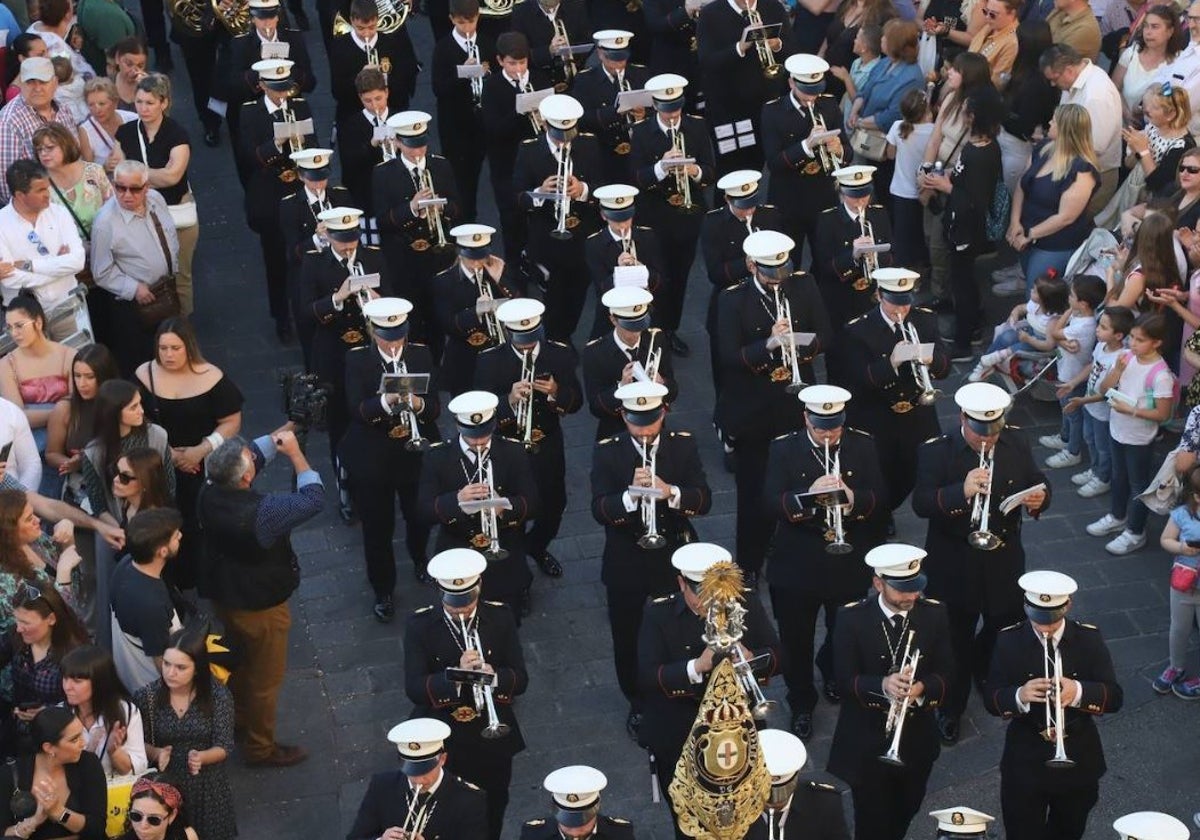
[984,176,1012,244]
[1132,354,1180,425]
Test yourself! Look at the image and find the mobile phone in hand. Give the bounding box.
[0,442,12,463]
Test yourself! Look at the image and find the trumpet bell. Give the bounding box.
[331,10,350,34]
[485,547,510,562]
[406,438,431,453]
[549,229,573,241]
[750,699,777,720]
[638,533,667,550]
[967,530,1003,551]
[878,750,905,767]
[825,540,854,556]
[523,440,541,454]
[482,722,512,740]
[762,64,785,80]
[918,389,943,406]
[1046,755,1076,769]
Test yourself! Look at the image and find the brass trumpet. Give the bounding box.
[666,128,695,211]
[515,349,539,452]
[879,630,921,766]
[805,102,842,174]
[894,313,941,405]
[400,784,437,838]
[822,439,851,555]
[553,16,578,85]
[1041,635,1075,769]
[550,142,574,240]
[771,284,806,394]
[746,4,783,79]
[377,111,397,162]
[391,357,429,452]
[474,445,509,561]
[968,444,1002,550]
[279,98,304,155]
[473,267,506,345]
[417,167,450,251]
[637,438,666,549]
[858,209,881,281]
[459,614,512,740]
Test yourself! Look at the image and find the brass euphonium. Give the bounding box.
[745,4,782,79]
[212,0,251,35]
[168,0,207,35]
[332,0,409,35]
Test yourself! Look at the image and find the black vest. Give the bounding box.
[198,484,298,609]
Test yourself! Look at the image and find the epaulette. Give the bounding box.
[844,595,871,609]
[598,436,619,445]
[578,131,597,139]
[668,431,692,437]
[459,778,481,791]
[868,202,884,209]
[525,819,546,827]
[818,205,839,216]
[414,605,434,614]
[999,620,1025,633]
[478,344,500,355]
[721,282,743,293]
[922,434,948,445]
[549,340,571,349]
[764,95,782,106]
[520,137,538,145]
[704,206,723,217]
[1007,423,1023,431]
[483,599,506,607]
[303,248,321,256]
[348,345,366,353]
[428,440,447,449]
[651,593,677,604]
[585,335,602,346]
[846,313,868,326]
[634,224,652,233]
[773,430,799,441]
[363,245,381,252]
[586,229,603,240]
[280,192,297,202]
[913,306,935,315]
[604,816,632,825]
[497,434,523,445]
[923,597,941,604]
[809,780,839,791]
[1074,620,1098,630]
[846,427,873,439]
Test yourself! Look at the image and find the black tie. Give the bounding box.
[741,8,751,22]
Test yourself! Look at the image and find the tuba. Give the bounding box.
[332,0,409,35]
[212,0,251,35]
[168,0,207,34]
[478,0,516,14]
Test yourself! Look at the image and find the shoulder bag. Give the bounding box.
[137,208,182,328]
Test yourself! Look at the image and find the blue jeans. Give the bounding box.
[985,326,1041,356]
[1082,412,1112,483]
[1058,383,1085,455]
[1020,247,1076,295]
[1109,436,1156,534]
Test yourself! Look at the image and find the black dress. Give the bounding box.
[115,119,192,206]
[0,751,107,839]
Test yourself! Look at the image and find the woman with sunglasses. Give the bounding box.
[1,706,106,840]
[0,295,75,456]
[115,775,198,840]
[110,449,170,528]
[133,628,235,840]
[0,581,88,759]
[44,345,119,501]
[61,645,147,777]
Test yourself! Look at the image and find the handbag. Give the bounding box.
[1171,560,1199,592]
[1138,448,1183,515]
[849,127,889,162]
[137,210,182,328]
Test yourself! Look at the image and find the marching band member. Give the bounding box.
[404,549,528,840]
[744,730,848,840]
[928,807,995,839]
[237,57,317,344]
[431,0,495,222]
[433,223,526,396]
[584,183,666,338]
[762,385,888,741]
[511,0,591,93]
[840,267,950,519]
[630,72,714,357]
[372,109,461,355]
[521,766,635,839]
[637,543,780,839]
[1112,812,1191,840]
[278,147,351,368]
[643,0,698,84]
[983,571,1122,840]
[481,32,552,265]
[167,0,226,149]
[346,718,488,840]
[335,66,392,233]
[716,229,831,583]
[827,544,953,840]
[513,93,602,341]
[761,53,845,259]
[328,0,419,123]
[811,165,896,332]
[582,287,677,441]
[590,380,708,737]
[417,390,540,616]
[341,297,438,621]
[913,382,1050,746]
[700,169,784,398]
[696,0,792,174]
[475,298,582,583]
[572,30,650,184]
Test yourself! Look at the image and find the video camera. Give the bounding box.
[279,370,331,441]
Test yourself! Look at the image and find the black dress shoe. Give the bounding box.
[935,710,960,744]
[886,513,897,539]
[413,564,433,584]
[373,595,395,623]
[790,711,813,741]
[723,447,736,474]
[203,128,220,147]
[669,333,690,357]
[742,570,759,588]
[823,680,841,705]
[338,501,355,525]
[535,551,563,577]
[625,709,643,741]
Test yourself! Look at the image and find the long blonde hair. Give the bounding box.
[1044,103,1099,181]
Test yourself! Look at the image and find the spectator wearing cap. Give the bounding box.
[762,54,846,262]
[430,0,493,221]
[699,169,784,398]
[0,56,80,205]
[983,570,1123,840]
[509,0,591,92]
[197,423,326,768]
[417,390,540,614]
[827,543,953,840]
[572,30,650,184]
[236,59,318,343]
[475,298,582,582]
[582,286,678,440]
[811,164,896,335]
[584,183,667,338]
[346,717,488,840]
[716,229,832,582]
[327,0,419,122]
[0,159,86,319]
[480,32,552,266]
[929,806,995,838]
[341,296,439,622]
[373,109,461,356]
[839,267,950,517]
[432,223,527,394]
[514,92,603,341]
[404,550,527,840]
[299,205,388,500]
[913,382,1049,745]
[748,730,848,840]
[590,380,708,736]
[695,0,792,175]
[630,73,714,357]
[89,159,179,373]
[521,765,635,839]
[762,384,888,740]
[637,543,780,839]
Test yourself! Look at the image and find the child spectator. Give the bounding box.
[830,24,883,125]
[886,87,935,270]
[1041,274,1105,468]
[1154,464,1200,699]
[1087,312,1177,555]
[969,269,1070,381]
[50,54,87,123]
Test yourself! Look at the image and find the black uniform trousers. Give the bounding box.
[770,586,838,712]
[850,759,935,840]
[606,584,662,705]
[525,431,567,557]
[446,750,512,840]
[258,226,290,324]
[1001,771,1099,840]
[176,30,224,134]
[946,605,1022,716]
[351,470,429,594]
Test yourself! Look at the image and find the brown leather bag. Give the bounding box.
[137,275,181,327]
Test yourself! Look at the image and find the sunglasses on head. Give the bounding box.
[128,811,166,827]
[12,581,44,609]
[1181,165,1200,175]
[114,471,137,485]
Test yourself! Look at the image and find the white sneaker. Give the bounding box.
[1105,530,1146,555]
[1086,513,1126,536]
[992,263,1024,282]
[1045,450,1082,468]
[968,362,993,382]
[1078,478,1111,498]
[1071,469,1094,486]
[1038,434,1068,450]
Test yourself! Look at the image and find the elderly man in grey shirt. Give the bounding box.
[90,159,179,372]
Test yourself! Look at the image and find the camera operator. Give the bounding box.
[197,422,326,769]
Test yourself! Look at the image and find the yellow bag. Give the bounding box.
[105,774,138,838]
